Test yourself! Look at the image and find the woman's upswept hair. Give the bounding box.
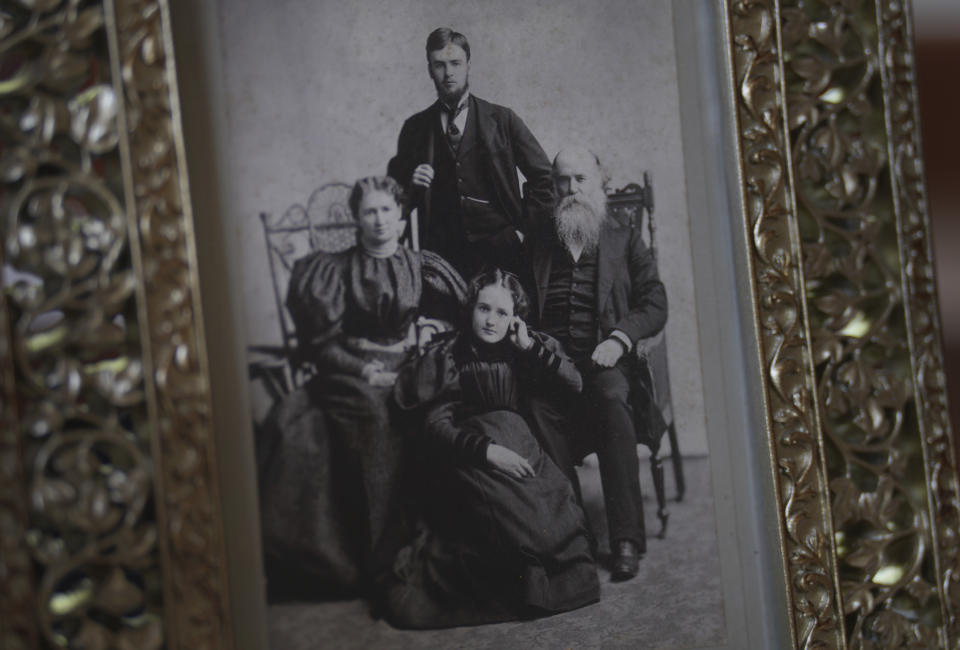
[426,27,470,61]
[465,268,529,319]
[348,176,405,219]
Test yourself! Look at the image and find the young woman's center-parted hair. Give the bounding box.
[465,268,530,320]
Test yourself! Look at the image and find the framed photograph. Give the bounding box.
[0,1,956,649]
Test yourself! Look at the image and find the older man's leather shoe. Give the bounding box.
[610,540,641,581]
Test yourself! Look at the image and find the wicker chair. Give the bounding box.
[249,182,355,400]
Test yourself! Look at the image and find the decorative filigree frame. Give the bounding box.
[0,0,954,648]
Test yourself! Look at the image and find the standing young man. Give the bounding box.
[388,27,554,280]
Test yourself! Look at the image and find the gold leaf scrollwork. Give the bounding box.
[1,0,227,648]
[727,0,960,644]
[728,1,844,648]
[0,1,165,648]
[113,0,230,648]
[776,0,959,646]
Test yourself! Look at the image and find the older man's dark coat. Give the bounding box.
[528,216,669,467]
[529,218,667,347]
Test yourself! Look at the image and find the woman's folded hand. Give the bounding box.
[486,444,535,479]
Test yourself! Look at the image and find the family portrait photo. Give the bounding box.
[1,0,953,648]
[215,0,726,646]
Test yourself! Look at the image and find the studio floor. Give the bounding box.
[266,456,725,650]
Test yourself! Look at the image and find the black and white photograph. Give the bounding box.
[4,0,959,648]
[220,1,724,647]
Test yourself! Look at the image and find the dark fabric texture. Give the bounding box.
[418,249,469,324]
[387,95,554,279]
[528,217,668,552]
[257,347,412,595]
[258,246,465,595]
[256,384,362,591]
[426,104,519,278]
[383,333,598,628]
[530,218,667,346]
[540,240,600,360]
[583,362,646,550]
[287,246,423,347]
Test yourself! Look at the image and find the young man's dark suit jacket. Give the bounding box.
[526,216,668,500]
[387,95,554,252]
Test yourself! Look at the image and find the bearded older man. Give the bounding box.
[527,147,667,580]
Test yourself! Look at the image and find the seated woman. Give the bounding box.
[384,269,600,628]
[256,175,465,597]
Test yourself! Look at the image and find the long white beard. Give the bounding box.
[554,192,607,254]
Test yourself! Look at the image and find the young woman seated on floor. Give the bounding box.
[383,268,600,628]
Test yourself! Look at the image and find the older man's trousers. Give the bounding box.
[528,360,647,554]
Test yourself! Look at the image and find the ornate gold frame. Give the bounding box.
[0,0,955,648]
[727,1,958,646]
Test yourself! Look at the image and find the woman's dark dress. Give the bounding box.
[256,245,463,595]
[384,333,600,628]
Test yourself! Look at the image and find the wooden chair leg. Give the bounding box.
[667,420,685,502]
[650,451,669,539]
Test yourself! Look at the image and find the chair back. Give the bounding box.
[607,171,656,257]
[606,172,674,436]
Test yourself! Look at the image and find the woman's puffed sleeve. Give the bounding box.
[418,249,467,324]
[423,404,492,467]
[394,335,459,410]
[521,331,583,394]
[286,251,367,376]
[286,250,347,350]
[394,336,492,467]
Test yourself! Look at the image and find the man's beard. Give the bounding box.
[554,191,607,254]
[436,78,468,106]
